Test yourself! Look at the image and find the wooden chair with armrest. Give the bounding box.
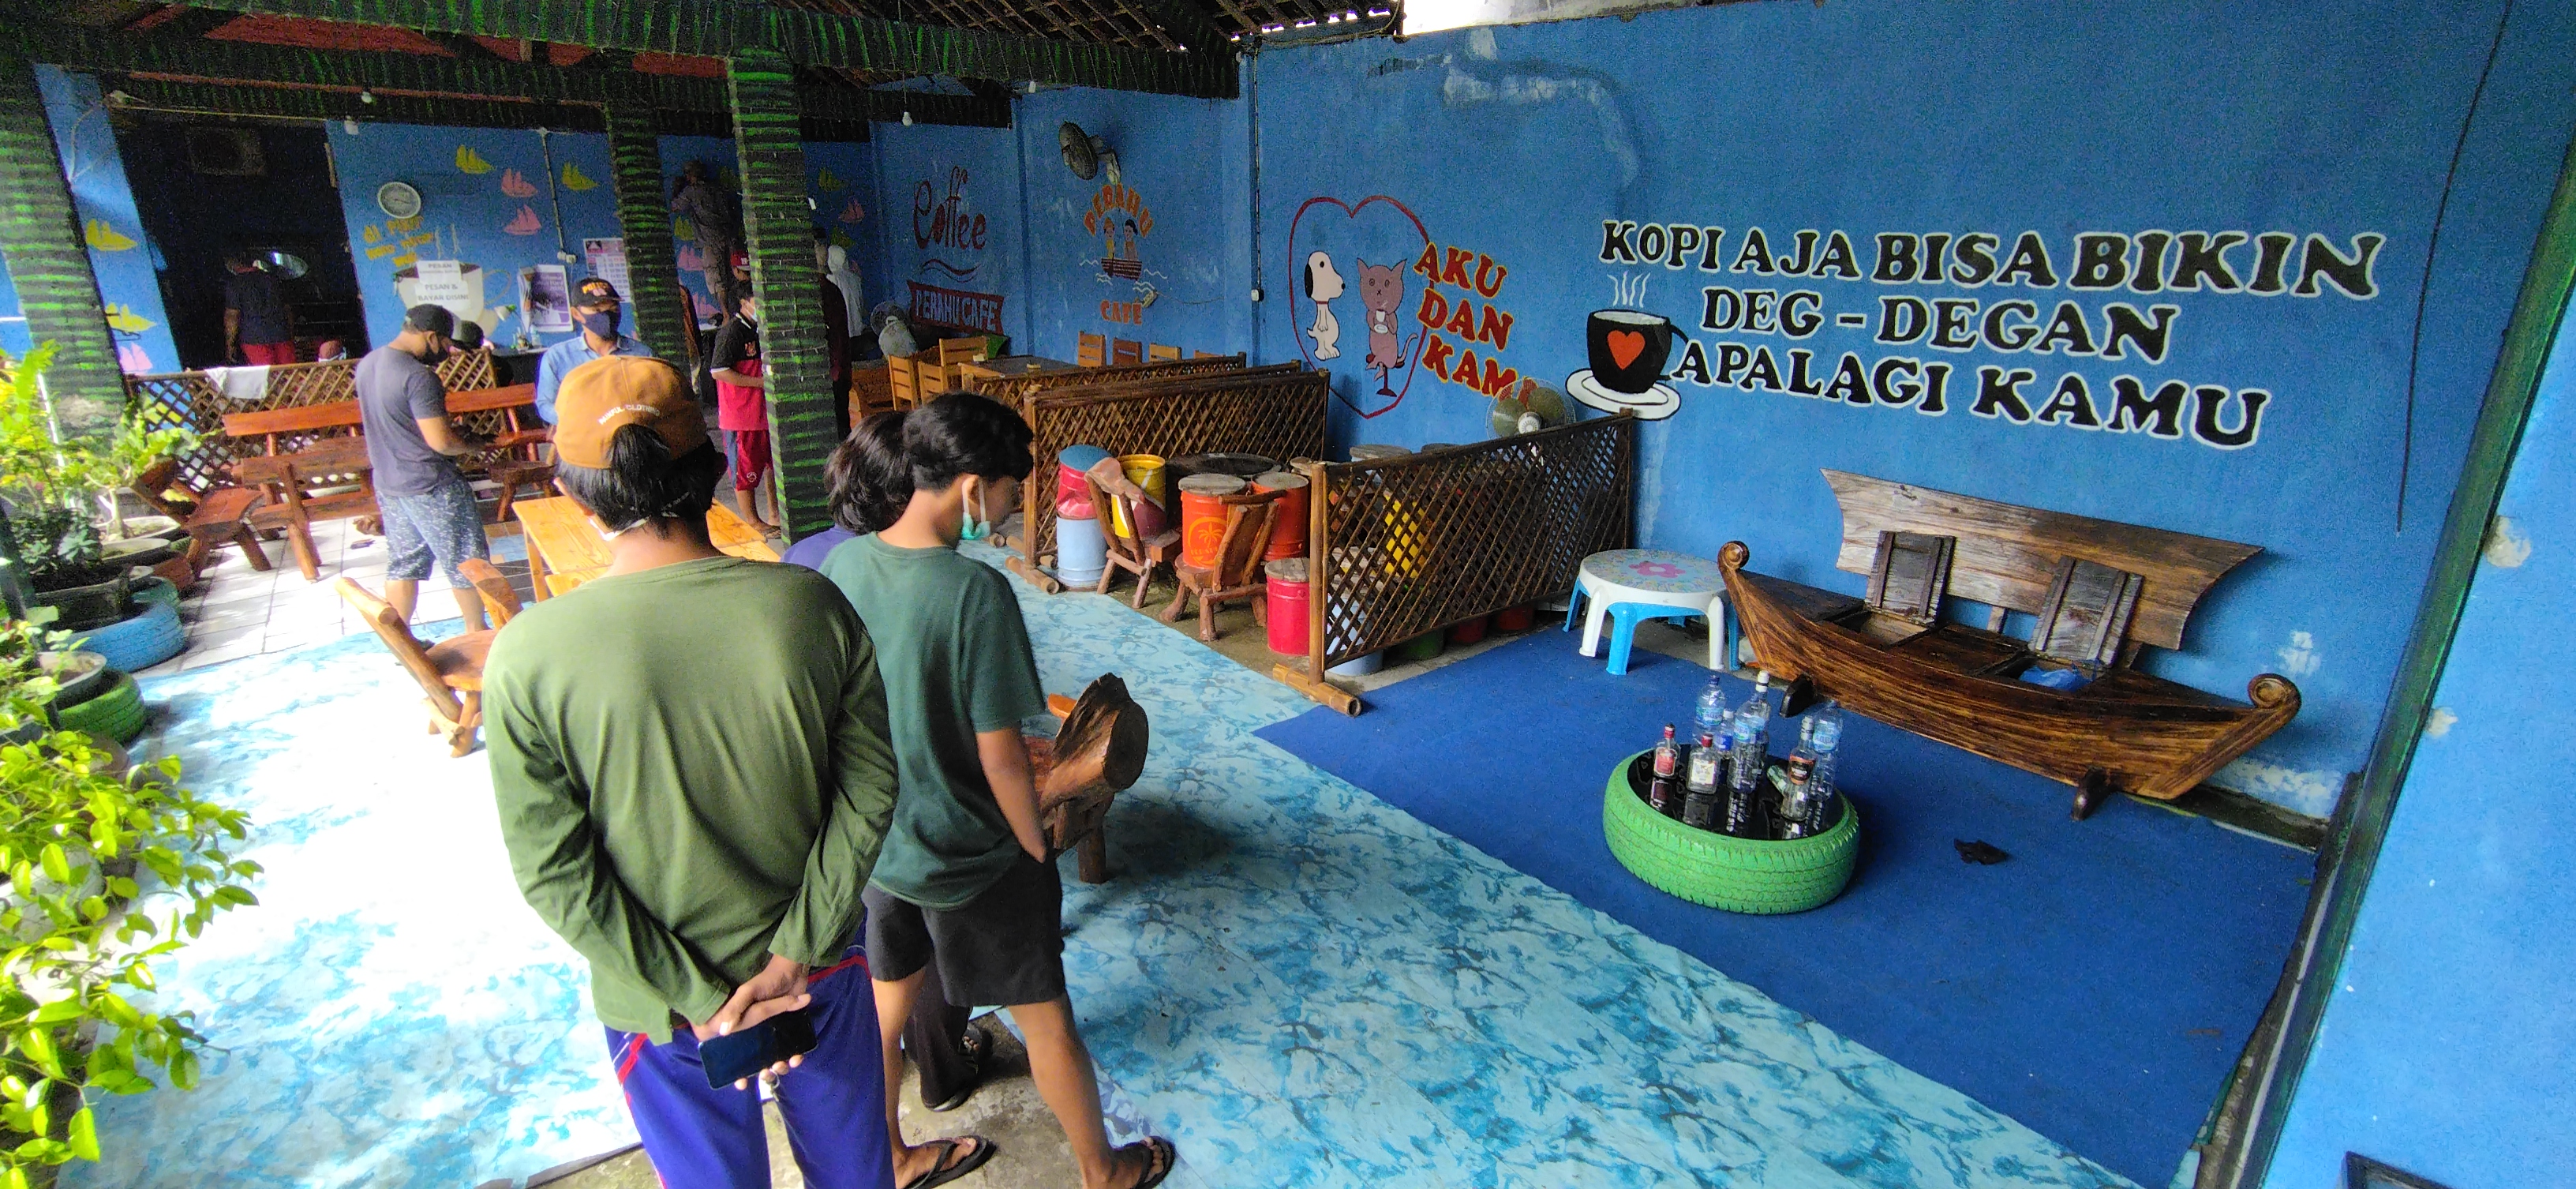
[334,577,496,757]
[455,558,525,628]
[1024,673,1148,883]
[130,457,273,574]
[1163,489,1282,643]
[1076,332,1106,367]
[1085,460,1180,610]
[1110,338,1144,366]
[485,426,556,527]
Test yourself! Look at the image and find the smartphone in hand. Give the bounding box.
[698,1008,818,1089]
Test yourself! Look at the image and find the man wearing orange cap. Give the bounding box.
[482,355,908,1189]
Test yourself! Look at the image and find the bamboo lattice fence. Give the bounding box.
[975,354,1256,411]
[1300,415,1636,688]
[125,350,500,495]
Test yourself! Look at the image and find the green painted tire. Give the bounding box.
[54,672,147,745]
[1601,749,1859,914]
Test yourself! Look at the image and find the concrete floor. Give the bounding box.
[541,1015,1075,1189]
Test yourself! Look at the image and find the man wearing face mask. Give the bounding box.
[534,278,655,426]
[356,304,495,630]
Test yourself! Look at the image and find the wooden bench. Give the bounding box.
[1718,471,2298,820]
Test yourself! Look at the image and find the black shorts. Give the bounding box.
[863,855,1065,1008]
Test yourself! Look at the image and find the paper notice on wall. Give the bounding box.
[521,264,573,333]
[413,259,470,303]
[582,237,631,300]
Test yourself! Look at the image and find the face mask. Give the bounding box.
[578,307,621,339]
[959,480,993,542]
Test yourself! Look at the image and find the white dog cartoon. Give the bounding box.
[1305,250,1344,360]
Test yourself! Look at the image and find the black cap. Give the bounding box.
[403,303,456,337]
[575,276,621,306]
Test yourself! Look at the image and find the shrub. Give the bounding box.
[0,617,258,1188]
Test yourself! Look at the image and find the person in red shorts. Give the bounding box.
[223,251,296,365]
[709,287,780,534]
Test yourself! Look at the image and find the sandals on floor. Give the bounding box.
[1114,1136,1177,1189]
[899,1135,997,1189]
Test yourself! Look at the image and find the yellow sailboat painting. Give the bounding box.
[103,304,158,334]
[816,167,845,192]
[84,219,138,251]
[560,163,598,191]
[456,146,494,174]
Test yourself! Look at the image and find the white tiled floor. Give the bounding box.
[140,517,534,677]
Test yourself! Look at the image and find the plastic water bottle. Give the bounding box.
[1724,672,1773,834]
[1801,701,1845,835]
[1694,673,1729,741]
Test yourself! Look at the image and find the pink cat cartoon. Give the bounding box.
[1355,258,1406,396]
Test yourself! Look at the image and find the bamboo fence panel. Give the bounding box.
[1020,369,1328,568]
[125,349,501,495]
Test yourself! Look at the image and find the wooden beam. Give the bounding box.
[0,52,125,436]
[105,0,1237,97]
[729,51,837,541]
[104,75,602,128]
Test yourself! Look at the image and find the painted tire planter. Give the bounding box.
[54,672,147,745]
[73,600,184,674]
[1602,749,1859,914]
[40,651,113,708]
[129,576,182,610]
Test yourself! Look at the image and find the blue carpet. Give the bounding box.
[1256,631,2313,1187]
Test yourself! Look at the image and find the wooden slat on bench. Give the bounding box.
[222,384,537,440]
[1822,470,2259,651]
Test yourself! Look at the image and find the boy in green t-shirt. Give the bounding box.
[819,393,1175,1189]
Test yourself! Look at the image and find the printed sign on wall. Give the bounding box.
[1592,222,2386,448]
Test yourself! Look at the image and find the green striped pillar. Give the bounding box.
[0,54,123,436]
[727,50,833,541]
[606,92,691,366]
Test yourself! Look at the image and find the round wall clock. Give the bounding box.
[376,180,423,220]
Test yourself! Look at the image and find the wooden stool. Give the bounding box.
[1028,673,1148,883]
[1163,488,1282,643]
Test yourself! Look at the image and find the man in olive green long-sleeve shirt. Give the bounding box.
[484,354,907,1189]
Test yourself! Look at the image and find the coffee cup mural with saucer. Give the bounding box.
[1567,308,1680,419]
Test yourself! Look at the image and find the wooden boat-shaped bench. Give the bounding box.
[1718,471,2299,820]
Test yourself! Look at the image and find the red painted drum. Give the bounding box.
[1178,473,1246,568]
[1058,445,1111,519]
[1494,604,1537,632]
[1265,558,1310,656]
[1253,470,1309,561]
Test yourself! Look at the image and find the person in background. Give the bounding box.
[534,277,654,425]
[354,305,491,630]
[485,355,904,1189]
[814,227,854,442]
[223,251,295,365]
[782,412,998,1118]
[819,394,1177,1189]
[315,339,348,362]
[710,289,780,534]
[672,161,743,310]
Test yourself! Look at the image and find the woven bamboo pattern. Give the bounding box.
[975,353,1250,411]
[125,351,502,495]
[1020,369,1327,564]
[0,51,123,437]
[607,96,691,366]
[732,51,837,540]
[1312,416,1635,669]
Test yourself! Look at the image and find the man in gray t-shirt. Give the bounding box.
[356,304,494,630]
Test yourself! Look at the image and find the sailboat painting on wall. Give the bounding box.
[504,206,543,236]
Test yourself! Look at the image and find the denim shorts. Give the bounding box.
[377,480,490,582]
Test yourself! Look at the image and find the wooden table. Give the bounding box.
[957,355,1083,389]
[512,496,780,598]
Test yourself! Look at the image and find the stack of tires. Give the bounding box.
[39,577,178,747]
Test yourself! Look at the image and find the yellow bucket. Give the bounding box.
[1110,453,1166,537]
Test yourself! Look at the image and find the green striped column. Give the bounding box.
[605,93,690,365]
[0,54,122,436]
[728,50,833,541]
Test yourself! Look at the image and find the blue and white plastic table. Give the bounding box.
[1570,549,1732,674]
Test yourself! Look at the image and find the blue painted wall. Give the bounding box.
[1201,0,2576,814]
[2259,258,2576,1189]
[866,121,1027,346]
[0,66,181,374]
[1010,87,1253,362]
[657,134,879,330]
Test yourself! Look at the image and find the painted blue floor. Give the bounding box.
[77,547,2136,1187]
[1256,630,2314,1187]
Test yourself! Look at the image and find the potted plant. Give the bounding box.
[0,616,261,1187]
[0,347,195,672]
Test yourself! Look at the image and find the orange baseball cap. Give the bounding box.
[553,355,708,468]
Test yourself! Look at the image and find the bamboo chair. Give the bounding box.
[1027,673,1149,883]
[335,578,497,757]
[1148,343,1181,362]
[455,558,524,628]
[1076,332,1107,367]
[1110,338,1144,366]
[1163,489,1282,643]
[1086,462,1179,610]
[937,336,989,367]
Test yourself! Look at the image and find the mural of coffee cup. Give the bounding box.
[1587,309,1676,394]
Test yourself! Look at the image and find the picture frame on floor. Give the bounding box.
[2346,1153,2455,1189]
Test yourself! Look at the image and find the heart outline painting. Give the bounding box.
[1287,195,1432,418]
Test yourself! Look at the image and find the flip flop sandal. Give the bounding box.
[900,1135,996,1189]
[1114,1137,1177,1189]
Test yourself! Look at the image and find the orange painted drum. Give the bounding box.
[1178,473,1246,568]
[1265,558,1310,656]
[1252,470,1309,561]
